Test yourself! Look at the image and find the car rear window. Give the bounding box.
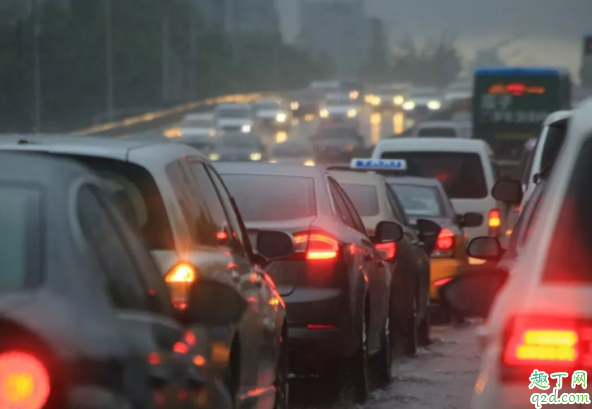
[221,174,316,222]
[381,151,488,199]
[340,184,379,216]
[541,122,567,171]
[73,157,175,250]
[0,185,41,292]
[390,185,444,217]
[417,127,457,137]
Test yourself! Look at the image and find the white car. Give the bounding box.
[372,137,501,240]
[441,99,592,409]
[414,121,472,138]
[319,93,360,123]
[178,112,217,150]
[215,103,254,134]
[252,99,290,128]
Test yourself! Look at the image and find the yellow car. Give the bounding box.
[388,177,483,303]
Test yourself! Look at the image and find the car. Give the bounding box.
[0,136,291,409]
[387,176,482,310]
[289,90,321,118]
[319,93,360,125]
[370,83,412,110]
[270,139,316,166]
[215,103,254,134]
[208,133,268,162]
[372,137,502,242]
[310,125,365,163]
[0,152,238,409]
[402,87,443,115]
[439,99,592,409]
[413,121,472,138]
[444,81,473,104]
[329,170,439,354]
[177,112,218,151]
[252,99,290,129]
[216,163,402,403]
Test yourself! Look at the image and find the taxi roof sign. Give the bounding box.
[350,158,407,171]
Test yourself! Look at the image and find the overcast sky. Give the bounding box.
[277,0,592,77]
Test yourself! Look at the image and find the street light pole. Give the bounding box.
[32,0,42,130]
[105,0,115,120]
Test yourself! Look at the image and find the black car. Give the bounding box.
[310,125,365,163]
[209,133,268,163]
[289,90,320,118]
[217,163,402,403]
[0,152,238,409]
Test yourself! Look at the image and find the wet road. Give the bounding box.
[290,324,481,409]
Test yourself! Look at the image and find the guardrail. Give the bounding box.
[71,93,263,137]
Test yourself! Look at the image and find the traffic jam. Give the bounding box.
[2,10,592,409]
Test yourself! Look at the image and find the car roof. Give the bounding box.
[475,67,568,76]
[543,110,572,126]
[375,137,491,154]
[386,176,444,188]
[215,163,326,178]
[0,134,206,163]
[329,170,384,187]
[415,121,464,129]
[0,151,89,185]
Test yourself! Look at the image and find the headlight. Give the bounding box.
[428,100,442,110]
[393,95,405,105]
[209,153,220,161]
[349,90,359,100]
[269,159,278,164]
[290,102,299,110]
[303,159,315,167]
[208,130,217,137]
[372,97,382,106]
[276,112,287,123]
[249,152,262,161]
[320,109,329,118]
[402,101,416,111]
[347,109,358,118]
[241,124,252,133]
[165,128,183,138]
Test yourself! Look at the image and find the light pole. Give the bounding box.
[105,0,114,120]
[32,0,42,130]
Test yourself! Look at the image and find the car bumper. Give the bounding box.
[429,258,464,301]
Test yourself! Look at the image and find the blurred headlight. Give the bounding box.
[241,124,252,133]
[346,144,354,152]
[349,90,360,100]
[209,153,220,161]
[208,130,217,137]
[269,159,278,164]
[303,159,315,167]
[250,152,262,161]
[402,101,416,111]
[290,102,299,110]
[393,95,405,105]
[428,100,442,110]
[365,95,375,104]
[165,128,183,138]
[276,112,287,123]
[347,109,358,118]
[320,109,329,118]
[372,97,382,106]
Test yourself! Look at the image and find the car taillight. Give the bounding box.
[0,351,50,409]
[432,228,455,258]
[375,242,396,261]
[501,315,592,381]
[433,277,453,287]
[488,209,501,236]
[165,263,198,309]
[293,232,339,260]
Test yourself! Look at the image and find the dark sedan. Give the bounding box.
[209,133,268,162]
[0,152,237,409]
[217,163,402,402]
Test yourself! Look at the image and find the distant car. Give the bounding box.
[403,88,443,115]
[0,136,291,409]
[289,90,321,118]
[215,103,254,134]
[444,82,473,104]
[209,133,268,162]
[329,170,437,354]
[373,137,502,241]
[252,99,290,129]
[388,177,481,307]
[370,83,413,110]
[178,112,217,151]
[319,93,360,124]
[270,139,316,166]
[414,121,472,138]
[217,163,401,403]
[310,125,365,163]
[0,152,235,409]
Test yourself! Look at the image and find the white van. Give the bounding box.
[372,137,501,240]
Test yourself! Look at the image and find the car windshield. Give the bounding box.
[340,184,379,216]
[216,135,261,149]
[382,152,488,199]
[217,108,250,118]
[74,157,175,250]
[222,175,316,222]
[0,185,41,292]
[391,184,445,217]
[417,127,458,137]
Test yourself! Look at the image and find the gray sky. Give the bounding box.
[277,0,592,77]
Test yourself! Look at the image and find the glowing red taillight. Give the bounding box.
[165,263,198,309]
[375,242,396,261]
[433,277,453,287]
[432,228,455,258]
[0,352,50,409]
[294,233,339,260]
[488,209,501,236]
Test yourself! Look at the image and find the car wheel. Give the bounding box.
[273,331,289,409]
[373,314,393,386]
[405,293,419,356]
[351,306,370,403]
[419,295,431,347]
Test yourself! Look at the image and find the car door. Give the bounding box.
[76,184,188,409]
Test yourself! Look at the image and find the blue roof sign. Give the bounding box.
[350,158,407,171]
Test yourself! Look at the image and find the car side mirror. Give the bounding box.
[416,219,441,255]
[374,221,403,243]
[458,212,484,228]
[492,179,523,204]
[184,279,247,326]
[467,237,504,262]
[439,266,509,319]
[256,230,294,260]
